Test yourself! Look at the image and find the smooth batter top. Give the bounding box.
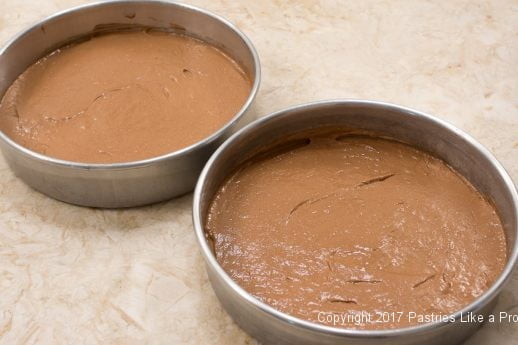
[206,134,507,329]
[0,31,251,163]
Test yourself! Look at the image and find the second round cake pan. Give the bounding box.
[193,99,518,345]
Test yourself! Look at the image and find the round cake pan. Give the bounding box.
[193,100,518,345]
[0,0,260,208]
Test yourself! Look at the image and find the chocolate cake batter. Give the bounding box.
[0,31,251,163]
[206,134,507,329]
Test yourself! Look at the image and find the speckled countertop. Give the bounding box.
[0,1,517,344]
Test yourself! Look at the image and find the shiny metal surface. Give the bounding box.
[0,0,260,208]
[193,100,518,345]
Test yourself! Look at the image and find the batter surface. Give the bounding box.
[206,134,507,329]
[0,31,251,163]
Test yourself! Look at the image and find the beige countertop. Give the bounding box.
[0,0,517,344]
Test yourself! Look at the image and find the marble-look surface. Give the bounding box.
[0,0,517,344]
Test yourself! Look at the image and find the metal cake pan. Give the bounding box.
[0,0,260,208]
[193,100,518,345]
